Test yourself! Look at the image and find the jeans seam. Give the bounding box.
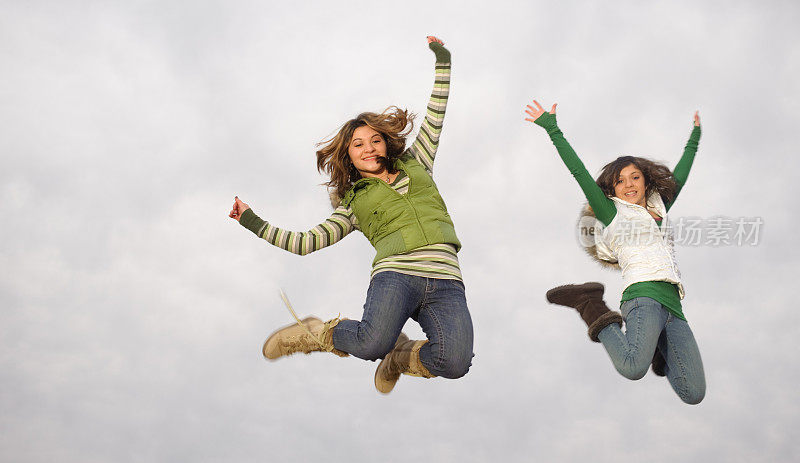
[629,301,644,368]
[667,336,691,401]
[427,306,446,367]
[622,298,654,375]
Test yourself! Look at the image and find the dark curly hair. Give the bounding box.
[316,106,414,205]
[596,156,677,206]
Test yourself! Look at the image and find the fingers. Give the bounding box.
[524,99,556,123]
[231,196,250,222]
[524,102,540,124]
[694,110,700,126]
[524,101,543,115]
[229,196,240,220]
[426,36,443,45]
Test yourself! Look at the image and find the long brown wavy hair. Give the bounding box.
[316,106,414,205]
[596,156,677,206]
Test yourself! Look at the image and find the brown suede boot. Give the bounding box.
[262,316,349,360]
[546,282,623,342]
[651,349,667,377]
[374,335,435,394]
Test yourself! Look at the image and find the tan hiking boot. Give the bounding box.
[262,316,349,360]
[374,335,435,394]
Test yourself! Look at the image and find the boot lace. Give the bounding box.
[279,289,340,353]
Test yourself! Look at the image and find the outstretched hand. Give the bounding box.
[693,110,701,127]
[426,36,444,45]
[524,99,557,124]
[228,196,250,222]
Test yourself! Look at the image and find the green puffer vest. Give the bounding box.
[341,155,461,264]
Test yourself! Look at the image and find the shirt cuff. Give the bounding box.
[239,208,265,235]
[428,42,451,63]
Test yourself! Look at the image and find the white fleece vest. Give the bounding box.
[593,192,684,299]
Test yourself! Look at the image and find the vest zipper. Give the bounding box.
[377,163,430,242]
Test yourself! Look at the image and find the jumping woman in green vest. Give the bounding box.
[229,36,473,393]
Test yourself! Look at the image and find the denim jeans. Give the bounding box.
[331,271,474,379]
[597,297,706,404]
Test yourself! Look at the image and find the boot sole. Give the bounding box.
[651,349,667,377]
[374,333,410,394]
[545,282,604,304]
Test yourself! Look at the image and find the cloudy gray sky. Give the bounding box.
[2,0,798,461]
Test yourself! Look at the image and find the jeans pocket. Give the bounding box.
[621,298,634,319]
[621,297,646,319]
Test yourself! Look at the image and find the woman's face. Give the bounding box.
[614,163,647,206]
[348,125,387,178]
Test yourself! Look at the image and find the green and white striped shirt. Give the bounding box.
[242,51,461,281]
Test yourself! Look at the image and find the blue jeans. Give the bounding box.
[597,297,706,404]
[331,271,474,379]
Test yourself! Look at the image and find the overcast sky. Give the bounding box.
[2,1,799,461]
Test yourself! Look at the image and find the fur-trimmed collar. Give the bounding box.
[578,203,620,271]
[329,189,342,209]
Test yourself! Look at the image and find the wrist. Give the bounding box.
[428,42,450,63]
[239,208,264,235]
[534,112,559,132]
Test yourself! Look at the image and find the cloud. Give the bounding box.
[2,1,799,461]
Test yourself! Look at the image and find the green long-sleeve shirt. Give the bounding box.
[535,113,702,319]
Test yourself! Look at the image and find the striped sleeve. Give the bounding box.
[238,206,356,255]
[407,44,450,174]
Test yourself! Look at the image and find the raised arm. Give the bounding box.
[667,111,702,211]
[230,197,355,255]
[406,36,451,174]
[524,100,617,226]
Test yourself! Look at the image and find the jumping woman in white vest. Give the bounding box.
[228,37,473,393]
[524,100,705,404]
